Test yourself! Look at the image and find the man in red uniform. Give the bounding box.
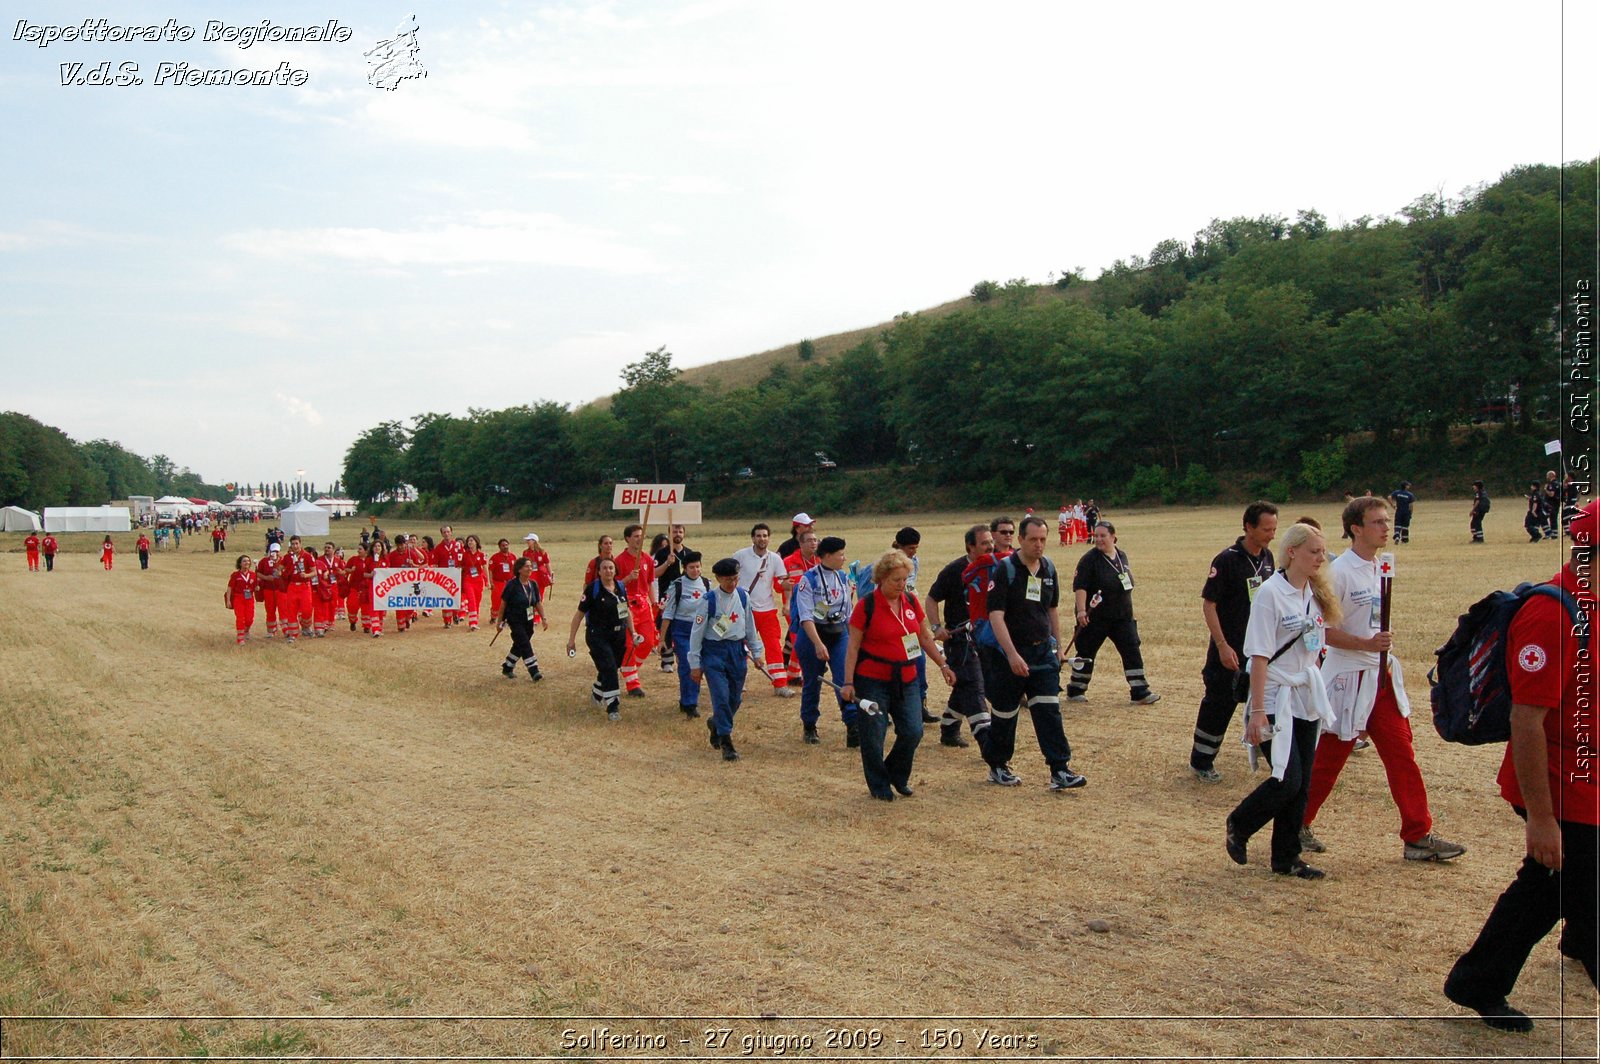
[1445,499,1600,1032]
[313,542,340,637]
[613,523,658,696]
[384,535,418,632]
[279,535,318,642]
[256,544,285,637]
[24,531,41,571]
[41,533,58,571]
[489,538,518,621]
[431,524,466,627]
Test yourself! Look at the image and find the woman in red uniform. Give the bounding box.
[335,547,354,628]
[136,531,152,570]
[524,533,555,600]
[489,538,518,621]
[460,534,488,631]
[225,555,260,645]
[24,532,41,571]
[100,535,115,570]
[581,534,614,585]
[313,542,339,637]
[359,540,386,636]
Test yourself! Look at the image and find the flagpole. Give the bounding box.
[1378,551,1394,687]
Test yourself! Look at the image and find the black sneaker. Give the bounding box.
[1272,861,1325,880]
[845,722,860,748]
[501,664,515,679]
[987,764,1022,787]
[721,736,740,761]
[803,725,820,745]
[921,710,939,724]
[528,669,543,682]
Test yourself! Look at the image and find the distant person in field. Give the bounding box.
[523,533,554,599]
[659,549,711,719]
[313,542,340,637]
[225,554,259,645]
[100,535,115,570]
[1297,498,1465,863]
[1540,469,1561,538]
[459,534,488,631]
[257,543,285,637]
[614,523,659,698]
[1523,482,1545,543]
[41,533,58,571]
[495,558,547,682]
[24,531,41,571]
[1189,501,1279,784]
[431,524,466,628]
[488,538,518,622]
[280,535,318,641]
[136,531,151,570]
[1224,522,1338,880]
[1388,481,1416,543]
[358,540,385,636]
[1470,480,1490,543]
[1058,504,1071,546]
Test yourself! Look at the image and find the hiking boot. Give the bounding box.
[921,710,939,724]
[988,764,1022,787]
[721,736,740,761]
[1273,861,1325,880]
[802,725,820,745]
[528,669,543,683]
[681,703,700,719]
[501,664,516,679]
[892,781,914,797]
[1131,691,1161,705]
[1049,767,1087,791]
[1299,826,1327,853]
[940,727,970,748]
[708,720,719,748]
[627,688,646,699]
[1191,764,1223,784]
[845,722,860,748]
[1404,833,1466,862]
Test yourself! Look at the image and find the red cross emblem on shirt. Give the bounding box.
[728,612,739,622]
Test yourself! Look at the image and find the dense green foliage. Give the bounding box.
[346,161,1595,514]
[0,412,229,508]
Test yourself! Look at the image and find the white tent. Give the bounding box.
[43,506,132,533]
[279,500,330,538]
[312,497,359,518]
[1,505,42,532]
[229,497,268,511]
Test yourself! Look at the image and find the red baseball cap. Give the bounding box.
[1569,498,1600,546]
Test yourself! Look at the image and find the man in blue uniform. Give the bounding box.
[690,558,768,761]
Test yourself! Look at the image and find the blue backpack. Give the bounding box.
[1430,582,1588,745]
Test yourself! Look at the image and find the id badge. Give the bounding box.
[712,615,733,638]
[1246,576,1262,602]
[901,633,922,659]
[1118,572,1133,591]
[526,606,536,623]
[617,601,631,621]
[813,603,831,621]
[243,590,253,600]
[1300,622,1323,654]
[1025,576,1043,602]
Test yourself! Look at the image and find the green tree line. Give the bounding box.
[0,412,230,508]
[343,160,1595,513]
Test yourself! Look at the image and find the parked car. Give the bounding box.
[814,451,838,472]
[734,467,755,480]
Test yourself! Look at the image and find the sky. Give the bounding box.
[1,0,1595,490]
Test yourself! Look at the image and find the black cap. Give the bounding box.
[711,558,740,577]
[817,535,846,555]
[681,549,703,565]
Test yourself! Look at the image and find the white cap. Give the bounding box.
[268,543,281,552]
[792,512,815,525]
[524,533,539,542]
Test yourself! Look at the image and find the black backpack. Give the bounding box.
[1429,583,1588,745]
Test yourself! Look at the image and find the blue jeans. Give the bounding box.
[795,624,855,726]
[670,619,699,707]
[700,638,748,738]
[854,673,924,797]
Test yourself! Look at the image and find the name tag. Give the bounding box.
[813,603,832,621]
[1300,620,1323,654]
[243,590,253,600]
[527,606,536,622]
[712,614,734,638]
[1246,575,1262,602]
[901,632,922,659]
[617,601,630,621]
[1118,571,1133,591]
[1025,576,1043,602]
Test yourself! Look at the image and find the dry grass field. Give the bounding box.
[1,501,1595,1061]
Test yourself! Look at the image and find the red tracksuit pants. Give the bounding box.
[233,598,255,644]
[1303,676,1433,843]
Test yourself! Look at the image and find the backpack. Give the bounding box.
[1429,582,1588,745]
[963,553,1007,649]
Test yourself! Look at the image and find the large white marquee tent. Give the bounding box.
[1,505,42,532]
[278,500,330,538]
[43,506,132,533]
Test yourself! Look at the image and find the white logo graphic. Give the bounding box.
[1517,644,1548,672]
[366,14,426,91]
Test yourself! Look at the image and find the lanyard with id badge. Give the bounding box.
[889,598,922,660]
[1105,551,1132,592]
[712,590,738,638]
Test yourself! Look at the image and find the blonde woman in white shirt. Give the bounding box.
[1225,523,1341,879]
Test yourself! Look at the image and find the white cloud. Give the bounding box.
[223,211,663,274]
[275,393,324,426]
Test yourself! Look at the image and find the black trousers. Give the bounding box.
[1190,659,1241,771]
[941,631,988,746]
[1447,813,1599,1005]
[980,641,1071,771]
[44,554,54,571]
[1228,716,1320,870]
[1470,512,1485,541]
[139,550,149,570]
[1066,616,1151,698]
[587,628,627,709]
[503,623,538,674]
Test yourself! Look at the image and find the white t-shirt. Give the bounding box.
[732,545,779,612]
[1320,549,1382,675]
[1242,571,1328,721]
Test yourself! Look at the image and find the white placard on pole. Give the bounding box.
[642,501,703,525]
